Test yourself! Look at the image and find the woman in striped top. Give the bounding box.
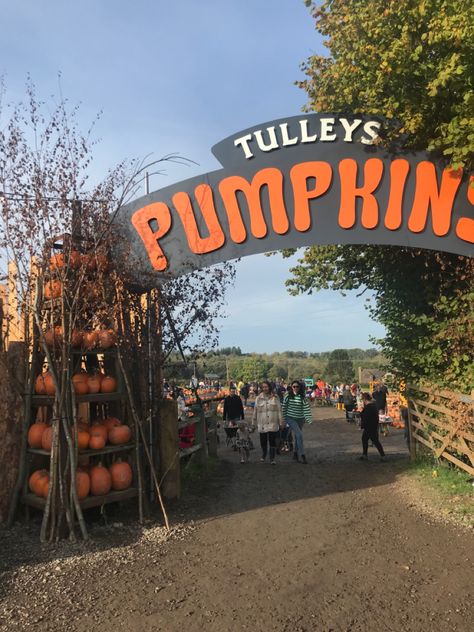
[282,381,313,464]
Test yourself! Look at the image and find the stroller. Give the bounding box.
[277,423,294,455]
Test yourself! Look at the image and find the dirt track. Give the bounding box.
[1,411,473,632]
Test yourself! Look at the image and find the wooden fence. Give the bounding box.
[407,384,474,476]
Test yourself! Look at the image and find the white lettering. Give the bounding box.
[361,121,381,145]
[234,133,254,159]
[340,118,363,142]
[320,117,337,141]
[299,119,317,143]
[279,122,299,147]
[254,126,279,152]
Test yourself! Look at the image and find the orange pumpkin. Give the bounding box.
[97,329,117,349]
[72,372,89,395]
[100,375,117,393]
[29,469,49,495]
[50,250,81,270]
[76,470,90,499]
[104,416,122,431]
[82,330,98,350]
[71,329,83,348]
[41,426,53,451]
[27,422,47,448]
[108,425,131,445]
[89,463,112,496]
[77,430,90,450]
[88,434,106,450]
[109,460,133,491]
[44,279,62,300]
[35,373,47,395]
[54,326,64,345]
[87,373,102,394]
[43,329,55,347]
[44,371,56,396]
[90,422,108,442]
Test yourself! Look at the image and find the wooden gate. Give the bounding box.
[407,384,474,476]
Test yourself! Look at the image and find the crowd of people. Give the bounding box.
[166,376,391,463]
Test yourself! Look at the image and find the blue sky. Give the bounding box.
[0,0,385,352]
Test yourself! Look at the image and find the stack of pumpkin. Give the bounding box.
[27,417,132,452]
[34,371,117,396]
[28,459,133,499]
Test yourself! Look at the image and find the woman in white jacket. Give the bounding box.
[252,381,283,464]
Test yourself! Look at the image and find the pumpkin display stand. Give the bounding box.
[17,240,146,539]
[23,345,141,516]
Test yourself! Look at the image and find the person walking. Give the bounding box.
[282,381,313,464]
[359,392,386,461]
[252,381,283,465]
[223,386,245,449]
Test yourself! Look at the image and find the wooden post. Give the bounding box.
[406,395,417,462]
[158,398,180,499]
[0,283,6,347]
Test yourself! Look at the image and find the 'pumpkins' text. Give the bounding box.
[131,159,474,272]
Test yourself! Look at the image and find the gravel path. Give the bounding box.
[1,412,473,632]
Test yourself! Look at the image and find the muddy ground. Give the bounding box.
[1,410,473,632]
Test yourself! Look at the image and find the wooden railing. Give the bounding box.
[407,384,474,476]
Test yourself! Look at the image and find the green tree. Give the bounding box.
[324,349,354,384]
[287,0,474,390]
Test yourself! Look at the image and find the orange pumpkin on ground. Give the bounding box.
[109,460,133,491]
[41,426,53,451]
[44,279,63,300]
[100,375,117,393]
[77,430,90,450]
[72,372,89,395]
[87,373,102,394]
[89,463,112,496]
[82,330,98,350]
[29,469,49,495]
[27,422,47,448]
[76,470,91,499]
[108,425,131,445]
[97,329,117,349]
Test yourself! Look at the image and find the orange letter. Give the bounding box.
[131,202,172,272]
[290,161,333,232]
[408,163,462,236]
[172,184,225,254]
[455,175,474,244]
[218,168,288,243]
[384,159,410,230]
[338,158,384,229]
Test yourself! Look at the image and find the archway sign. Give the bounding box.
[114,114,473,287]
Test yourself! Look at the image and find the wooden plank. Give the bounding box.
[27,444,135,457]
[22,488,138,511]
[0,283,7,346]
[409,408,474,443]
[408,383,473,404]
[439,451,474,477]
[410,421,474,460]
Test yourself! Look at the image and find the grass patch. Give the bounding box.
[407,455,474,523]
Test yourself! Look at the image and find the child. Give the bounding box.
[236,421,251,463]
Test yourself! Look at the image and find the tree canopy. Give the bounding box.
[287,0,474,390]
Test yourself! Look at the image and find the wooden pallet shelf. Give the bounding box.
[27,444,134,457]
[22,487,138,511]
[32,392,125,404]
